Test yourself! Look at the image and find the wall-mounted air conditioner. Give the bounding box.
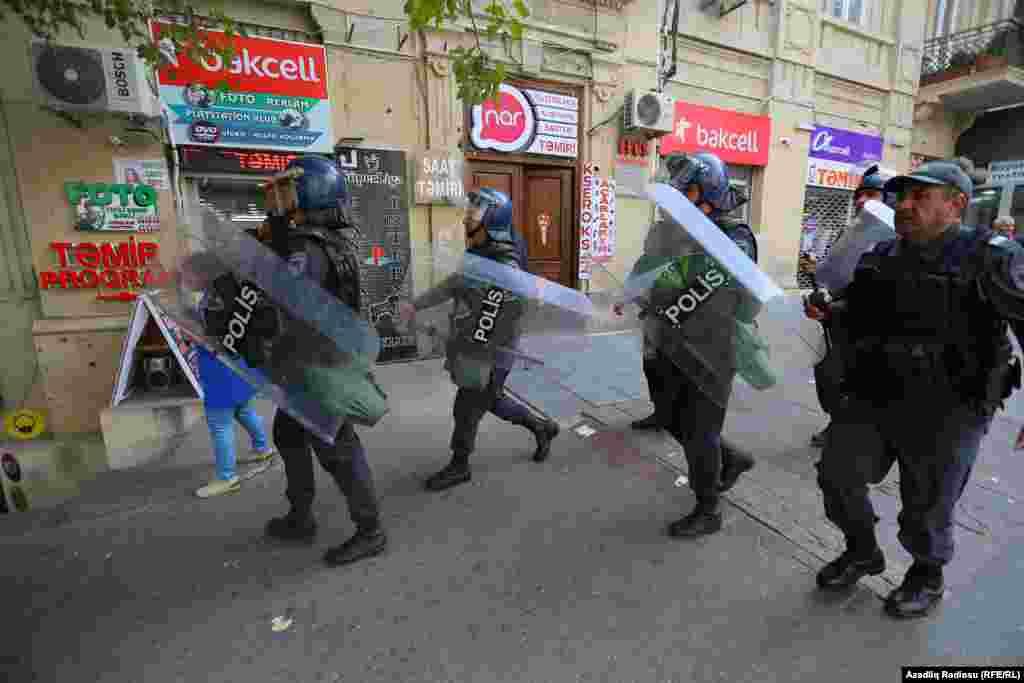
[624,90,676,136]
[29,40,159,118]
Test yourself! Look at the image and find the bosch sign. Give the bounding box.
[470,84,579,158]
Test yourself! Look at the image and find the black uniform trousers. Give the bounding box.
[649,348,735,507]
[450,366,534,458]
[816,396,990,565]
[274,412,381,533]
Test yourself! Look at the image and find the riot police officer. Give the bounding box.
[806,159,1024,618]
[649,152,759,538]
[262,156,387,568]
[807,166,888,448]
[399,188,560,491]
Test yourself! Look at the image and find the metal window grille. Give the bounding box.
[796,186,854,289]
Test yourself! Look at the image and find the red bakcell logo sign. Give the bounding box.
[470,84,536,153]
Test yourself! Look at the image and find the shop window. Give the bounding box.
[196,177,268,227]
[823,0,866,25]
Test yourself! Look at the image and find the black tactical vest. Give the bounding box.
[293,227,362,314]
[844,227,1018,412]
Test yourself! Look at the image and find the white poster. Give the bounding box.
[591,177,616,263]
[113,159,170,191]
[578,164,599,280]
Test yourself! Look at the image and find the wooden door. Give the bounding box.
[466,161,523,242]
[523,167,574,286]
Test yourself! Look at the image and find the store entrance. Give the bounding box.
[465,161,575,287]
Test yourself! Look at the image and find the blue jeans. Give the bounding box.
[207,400,271,481]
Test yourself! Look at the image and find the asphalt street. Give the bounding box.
[2,338,1023,682]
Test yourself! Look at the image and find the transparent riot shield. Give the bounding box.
[145,207,387,445]
[397,213,641,422]
[633,182,827,408]
[814,199,896,294]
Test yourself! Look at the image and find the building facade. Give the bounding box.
[0,0,933,509]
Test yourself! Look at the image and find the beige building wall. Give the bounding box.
[0,0,936,449]
[0,1,317,437]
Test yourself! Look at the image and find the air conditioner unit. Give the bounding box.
[624,90,675,137]
[29,40,159,118]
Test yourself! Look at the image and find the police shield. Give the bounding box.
[402,221,636,414]
[814,199,896,293]
[146,208,387,445]
[633,183,826,407]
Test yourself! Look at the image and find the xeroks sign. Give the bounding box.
[470,84,579,158]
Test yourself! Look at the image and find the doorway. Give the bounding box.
[465,161,575,287]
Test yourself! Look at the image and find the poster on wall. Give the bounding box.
[336,146,417,363]
[615,137,651,198]
[112,295,203,407]
[66,180,160,233]
[151,21,334,153]
[113,159,170,191]
[578,164,599,280]
[805,126,883,190]
[591,177,617,263]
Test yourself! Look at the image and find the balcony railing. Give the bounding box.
[921,18,1024,84]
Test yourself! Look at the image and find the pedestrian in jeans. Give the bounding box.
[195,344,276,498]
[179,251,276,498]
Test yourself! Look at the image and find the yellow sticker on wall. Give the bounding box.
[4,409,45,440]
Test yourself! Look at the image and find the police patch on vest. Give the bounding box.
[472,288,505,344]
[655,266,728,328]
[222,282,264,356]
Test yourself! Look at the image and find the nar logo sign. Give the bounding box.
[471,84,535,153]
[470,83,579,158]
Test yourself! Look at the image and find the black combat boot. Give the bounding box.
[718,442,755,493]
[323,527,388,567]
[425,455,472,491]
[816,534,885,590]
[884,562,944,619]
[667,500,723,538]
[528,416,560,462]
[265,507,318,542]
[631,413,661,430]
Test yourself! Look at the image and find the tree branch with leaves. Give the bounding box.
[1,0,245,76]
[405,0,530,105]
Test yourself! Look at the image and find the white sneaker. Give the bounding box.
[238,448,276,465]
[196,477,241,498]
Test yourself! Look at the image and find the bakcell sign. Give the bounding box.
[152,21,334,153]
[470,84,579,158]
[660,101,771,166]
